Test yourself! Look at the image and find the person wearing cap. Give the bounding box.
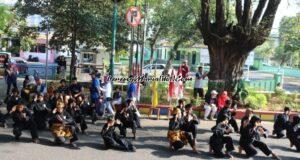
[203,90,218,120]
[286,115,300,152]
[9,104,39,143]
[216,100,239,133]
[167,107,197,152]
[50,102,79,149]
[65,98,87,134]
[101,115,136,151]
[209,115,234,158]
[181,104,199,146]
[69,77,83,98]
[273,106,291,138]
[239,115,280,159]
[56,79,69,94]
[32,93,51,130]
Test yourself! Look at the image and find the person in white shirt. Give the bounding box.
[99,77,115,116]
[194,66,207,99]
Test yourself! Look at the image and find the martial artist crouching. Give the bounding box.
[50,102,79,149]
[101,115,136,151]
[167,108,197,153]
[10,104,39,143]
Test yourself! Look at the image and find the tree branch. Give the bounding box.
[259,0,281,31]
[216,0,225,31]
[235,0,243,25]
[242,0,252,29]
[252,0,267,26]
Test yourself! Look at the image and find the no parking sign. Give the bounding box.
[126,6,142,27]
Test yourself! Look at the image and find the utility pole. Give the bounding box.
[110,0,120,79]
[140,1,148,76]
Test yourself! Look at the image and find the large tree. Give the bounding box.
[198,0,282,92]
[15,0,130,80]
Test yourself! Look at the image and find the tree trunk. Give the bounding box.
[70,30,76,82]
[207,45,249,94]
[149,42,155,64]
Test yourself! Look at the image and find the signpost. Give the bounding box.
[126,6,142,27]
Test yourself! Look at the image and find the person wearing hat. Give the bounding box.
[286,115,300,152]
[50,102,79,149]
[9,104,39,143]
[65,98,87,134]
[273,107,291,138]
[56,79,69,94]
[168,107,197,152]
[239,115,280,159]
[209,115,234,158]
[31,93,51,130]
[181,104,199,146]
[69,77,83,98]
[101,115,136,151]
[203,90,218,120]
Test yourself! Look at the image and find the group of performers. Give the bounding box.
[0,74,299,159]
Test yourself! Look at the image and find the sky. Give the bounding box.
[0,0,299,33]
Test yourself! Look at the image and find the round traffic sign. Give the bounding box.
[126,6,142,27]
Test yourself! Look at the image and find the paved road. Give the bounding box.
[0,118,299,160]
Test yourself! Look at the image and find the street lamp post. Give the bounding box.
[110,0,122,78]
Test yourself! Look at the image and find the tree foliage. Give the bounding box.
[275,13,300,67]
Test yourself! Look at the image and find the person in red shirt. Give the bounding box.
[217,91,229,112]
[179,60,189,84]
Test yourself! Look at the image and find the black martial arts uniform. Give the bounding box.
[273,113,289,138]
[32,100,51,130]
[209,123,234,158]
[287,116,300,152]
[50,111,79,144]
[101,123,135,151]
[115,106,137,138]
[168,118,194,151]
[181,113,199,140]
[66,105,87,133]
[11,108,39,140]
[216,106,239,133]
[240,124,273,157]
[5,95,22,112]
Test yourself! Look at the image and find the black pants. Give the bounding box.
[119,120,136,137]
[210,136,234,157]
[182,123,197,139]
[133,112,141,128]
[75,115,87,132]
[13,120,39,140]
[34,113,49,130]
[243,140,272,157]
[6,80,17,95]
[193,88,204,99]
[103,134,134,151]
[273,128,285,138]
[229,118,239,133]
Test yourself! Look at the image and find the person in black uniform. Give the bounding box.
[115,100,137,139]
[239,115,280,159]
[9,104,39,143]
[101,115,136,152]
[216,100,239,133]
[5,88,22,113]
[77,95,94,120]
[209,115,234,158]
[50,102,79,149]
[66,98,87,134]
[287,115,300,152]
[175,99,186,117]
[273,107,290,138]
[239,107,253,153]
[69,77,83,98]
[32,93,51,130]
[56,79,69,94]
[181,103,199,146]
[167,107,197,152]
